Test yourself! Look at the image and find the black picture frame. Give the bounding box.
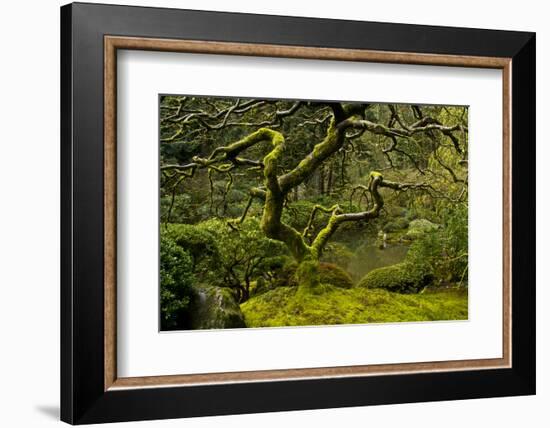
[61,2,535,424]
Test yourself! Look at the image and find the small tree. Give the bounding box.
[199,217,288,302]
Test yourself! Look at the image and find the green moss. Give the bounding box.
[318,263,354,289]
[274,261,353,289]
[405,219,440,240]
[270,260,299,288]
[357,261,433,293]
[241,286,467,328]
[294,259,320,289]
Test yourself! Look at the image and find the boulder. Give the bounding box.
[405,219,440,240]
[357,262,433,293]
[272,261,354,289]
[318,263,354,288]
[383,217,409,233]
[188,286,246,329]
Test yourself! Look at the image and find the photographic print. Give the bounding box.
[159,95,468,331]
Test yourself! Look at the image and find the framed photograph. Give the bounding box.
[60,2,535,424]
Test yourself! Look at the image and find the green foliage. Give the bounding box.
[443,204,468,283]
[159,96,470,329]
[404,205,468,284]
[163,223,219,257]
[383,217,409,232]
[241,286,468,327]
[161,223,220,282]
[160,235,195,330]
[358,230,442,293]
[198,217,289,301]
[405,218,440,240]
[406,231,442,271]
[160,194,193,224]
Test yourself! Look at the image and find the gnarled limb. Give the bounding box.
[302,204,340,240]
[310,172,385,258]
[279,118,346,192]
[160,99,467,270]
[257,128,313,261]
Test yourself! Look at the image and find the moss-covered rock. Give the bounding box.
[405,219,440,240]
[271,261,299,288]
[383,217,409,233]
[272,261,353,289]
[318,263,354,288]
[357,262,433,293]
[322,242,354,269]
[241,285,467,328]
[188,285,246,329]
[294,259,321,289]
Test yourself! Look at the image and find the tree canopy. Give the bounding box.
[160,96,467,262]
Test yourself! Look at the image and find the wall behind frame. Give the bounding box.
[0,0,546,427]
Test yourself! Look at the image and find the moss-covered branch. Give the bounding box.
[160,101,464,269]
[302,204,340,240]
[310,172,385,258]
[279,118,346,192]
[257,128,313,261]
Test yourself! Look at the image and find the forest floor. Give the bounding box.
[241,286,468,328]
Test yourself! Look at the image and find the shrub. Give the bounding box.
[383,217,409,232]
[198,217,289,301]
[161,223,220,281]
[162,223,219,262]
[442,204,468,283]
[405,205,468,285]
[405,218,440,239]
[160,235,195,330]
[406,231,442,268]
